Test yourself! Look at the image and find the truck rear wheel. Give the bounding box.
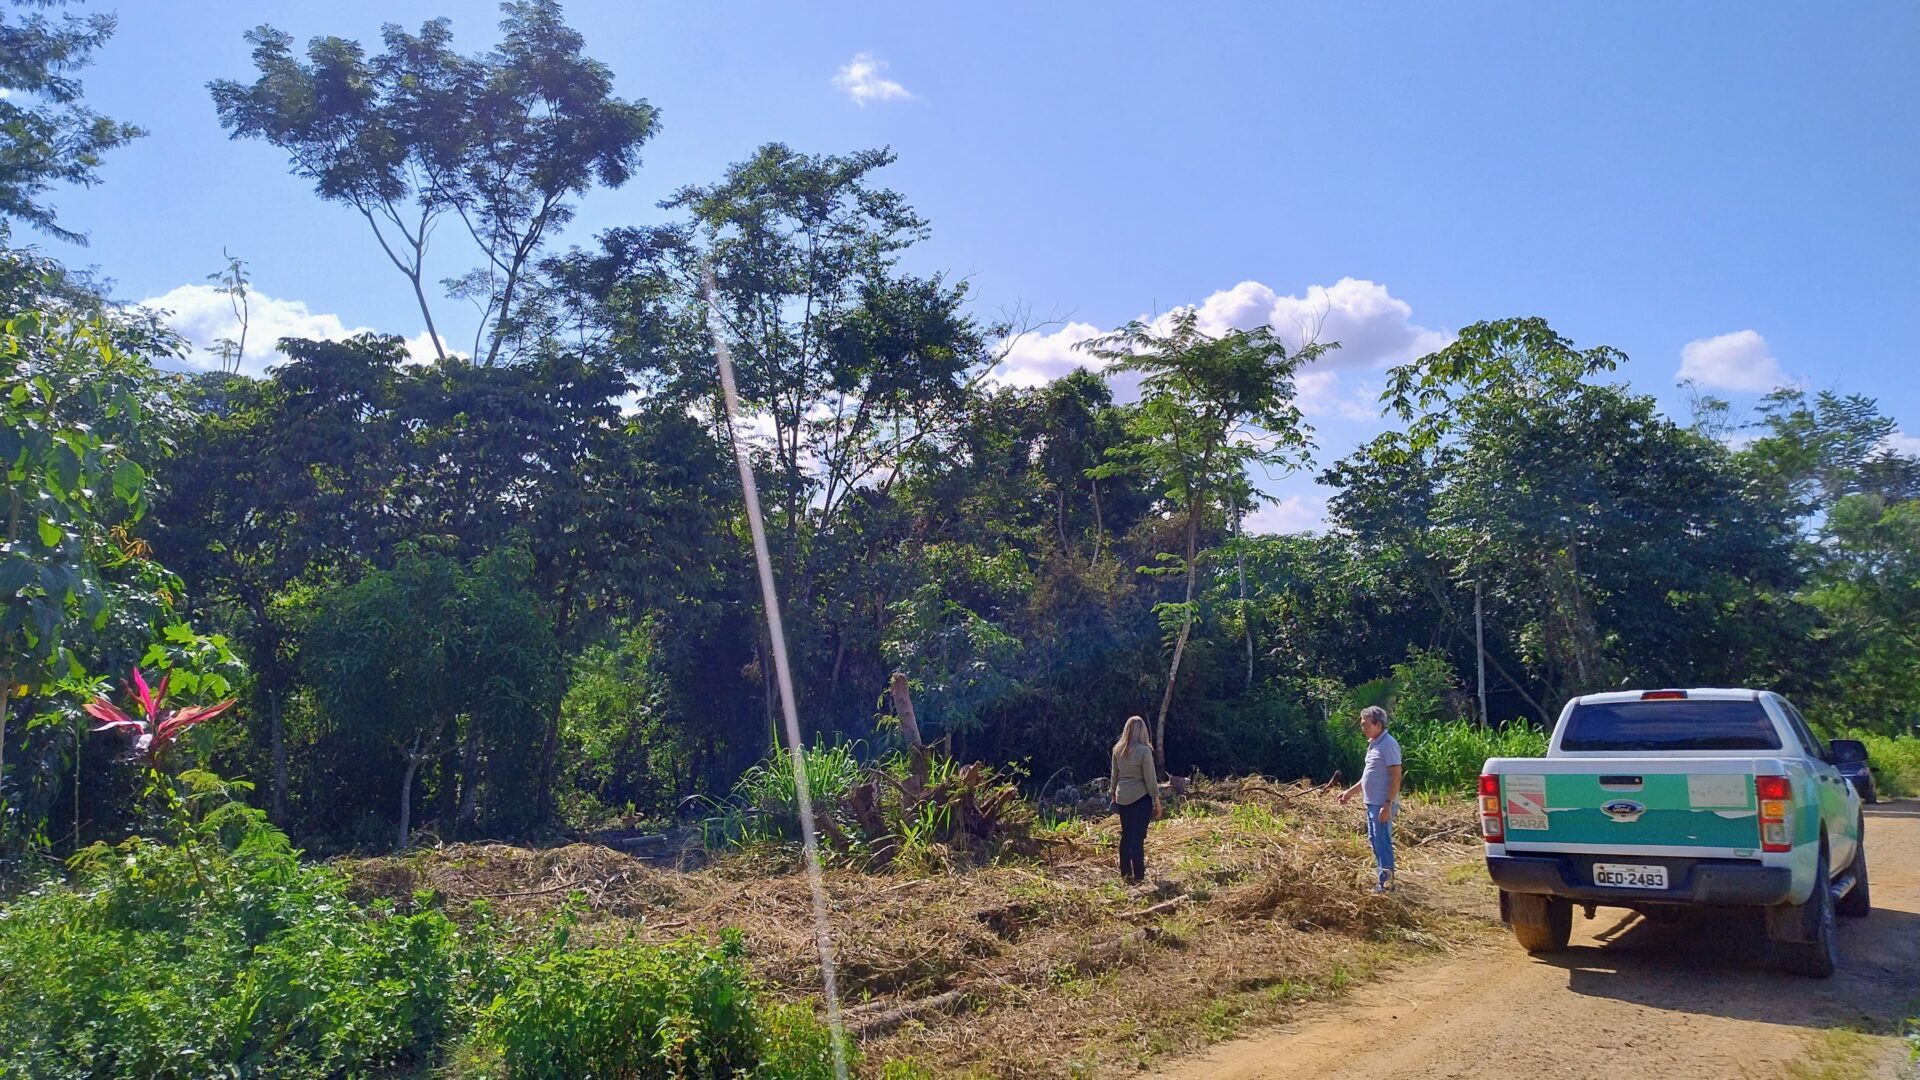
[1773,846,1838,978]
[1837,831,1870,918]
[1508,892,1573,953]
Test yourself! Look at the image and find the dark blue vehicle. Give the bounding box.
[1830,738,1875,804]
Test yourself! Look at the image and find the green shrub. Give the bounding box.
[475,928,850,1079]
[1851,731,1920,798]
[0,807,489,1079]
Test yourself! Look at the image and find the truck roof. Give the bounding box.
[1569,688,1765,706]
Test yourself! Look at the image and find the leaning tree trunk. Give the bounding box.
[398,738,423,852]
[889,671,925,749]
[1152,505,1204,768]
[1235,504,1252,689]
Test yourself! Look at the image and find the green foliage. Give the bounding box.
[2,256,193,852]
[1336,317,1809,719]
[0,284,179,694]
[0,805,488,1078]
[557,619,679,824]
[301,546,558,846]
[1396,720,1547,794]
[711,741,867,847]
[0,0,145,244]
[1080,307,1326,759]
[1388,647,1459,727]
[474,928,850,1080]
[210,2,658,364]
[1834,730,1920,798]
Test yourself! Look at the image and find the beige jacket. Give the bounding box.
[1110,743,1161,807]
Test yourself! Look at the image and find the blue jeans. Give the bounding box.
[1365,803,1397,888]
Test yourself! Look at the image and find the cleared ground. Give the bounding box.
[1168,800,1920,1080]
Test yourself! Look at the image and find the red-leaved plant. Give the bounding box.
[85,667,235,759]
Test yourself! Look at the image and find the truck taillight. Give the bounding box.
[1756,774,1792,853]
[1479,774,1504,844]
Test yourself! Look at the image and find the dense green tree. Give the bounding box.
[301,547,556,849]
[1,253,180,829]
[1342,317,1808,716]
[1080,308,1323,764]
[667,145,989,587]
[0,0,142,244]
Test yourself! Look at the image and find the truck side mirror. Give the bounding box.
[1828,738,1867,764]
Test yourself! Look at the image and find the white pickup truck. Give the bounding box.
[1479,688,1871,977]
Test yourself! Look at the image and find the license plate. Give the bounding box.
[1593,862,1668,889]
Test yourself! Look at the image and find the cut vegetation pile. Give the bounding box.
[344,778,1488,1077]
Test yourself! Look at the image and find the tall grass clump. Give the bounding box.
[702,740,867,846]
[1398,719,1547,793]
[1846,730,1920,797]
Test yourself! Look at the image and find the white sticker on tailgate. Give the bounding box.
[1687,774,1748,808]
[1505,774,1548,831]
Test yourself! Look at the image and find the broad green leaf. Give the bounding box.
[0,555,33,594]
[111,459,145,504]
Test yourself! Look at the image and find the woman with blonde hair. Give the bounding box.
[1108,714,1164,883]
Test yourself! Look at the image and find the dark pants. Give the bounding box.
[1117,796,1154,882]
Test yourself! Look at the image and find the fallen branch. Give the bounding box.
[477,878,581,900]
[1119,896,1190,922]
[845,987,972,1036]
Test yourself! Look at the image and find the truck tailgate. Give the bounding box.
[1484,757,1773,852]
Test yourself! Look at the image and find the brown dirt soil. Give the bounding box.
[341,778,1493,1077]
[1166,799,1920,1080]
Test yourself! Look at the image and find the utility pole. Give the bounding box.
[1475,578,1489,728]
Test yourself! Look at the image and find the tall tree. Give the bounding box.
[1080,309,1323,765]
[210,1,657,364]
[1365,317,1806,714]
[0,0,143,244]
[666,145,989,591]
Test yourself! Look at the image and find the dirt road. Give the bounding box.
[1168,800,1920,1080]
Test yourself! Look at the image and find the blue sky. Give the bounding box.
[29,1,1920,531]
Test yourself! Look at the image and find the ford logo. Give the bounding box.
[1601,799,1646,821]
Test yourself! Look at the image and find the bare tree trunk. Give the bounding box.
[269,685,286,824]
[399,734,423,852]
[889,672,924,748]
[459,719,481,832]
[1090,479,1105,566]
[1152,507,1203,768]
[827,630,848,707]
[1235,504,1252,689]
[1419,571,1551,724]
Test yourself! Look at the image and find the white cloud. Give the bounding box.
[1244,493,1327,535]
[986,320,1108,388]
[832,53,913,106]
[1676,329,1788,393]
[140,283,446,375]
[1294,369,1382,421]
[1176,277,1451,371]
[1880,432,1920,457]
[986,278,1443,398]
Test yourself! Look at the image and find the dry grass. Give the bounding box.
[340,778,1494,1078]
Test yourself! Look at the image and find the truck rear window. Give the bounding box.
[1558,700,1782,752]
